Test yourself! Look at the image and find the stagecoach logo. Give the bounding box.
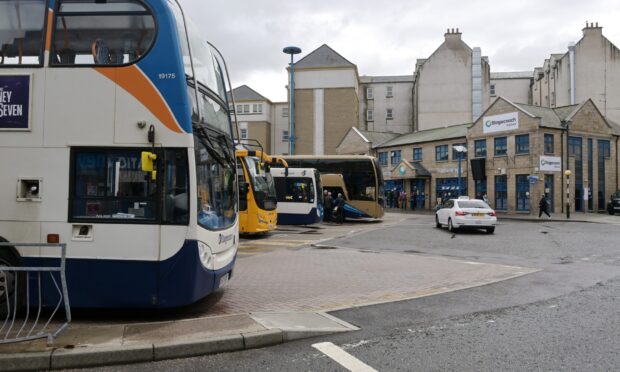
[218,233,234,245]
[0,75,31,131]
[398,165,407,175]
[539,155,562,172]
[482,112,519,134]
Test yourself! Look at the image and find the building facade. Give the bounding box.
[229,85,273,153]
[358,75,413,134]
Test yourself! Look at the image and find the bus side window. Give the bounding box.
[162,149,189,225]
[51,0,156,66]
[0,0,46,66]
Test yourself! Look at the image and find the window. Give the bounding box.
[252,104,262,113]
[194,134,237,230]
[274,177,315,203]
[435,145,448,161]
[413,148,422,162]
[515,134,529,154]
[70,149,158,221]
[282,107,289,117]
[242,104,250,113]
[474,139,486,158]
[390,150,401,165]
[51,0,156,66]
[490,84,496,96]
[386,86,393,97]
[282,130,289,142]
[0,0,47,66]
[544,134,554,154]
[366,87,374,99]
[240,128,248,139]
[495,175,507,210]
[516,174,529,211]
[378,152,388,166]
[367,109,374,122]
[161,149,190,224]
[236,105,243,114]
[494,137,507,156]
[452,143,467,160]
[386,109,393,120]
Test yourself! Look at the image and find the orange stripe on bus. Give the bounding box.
[45,9,53,52]
[95,66,183,133]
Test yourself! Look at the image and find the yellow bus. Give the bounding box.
[236,149,288,234]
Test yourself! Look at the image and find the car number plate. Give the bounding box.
[473,213,484,217]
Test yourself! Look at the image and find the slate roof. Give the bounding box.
[375,124,470,149]
[511,102,579,129]
[294,44,356,69]
[357,129,400,147]
[227,85,270,102]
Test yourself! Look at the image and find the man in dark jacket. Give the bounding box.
[323,191,333,222]
[334,193,345,224]
[538,194,551,219]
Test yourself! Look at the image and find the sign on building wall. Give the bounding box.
[539,155,562,172]
[0,75,31,131]
[482,111,518,133]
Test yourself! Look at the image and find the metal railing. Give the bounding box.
[0,243,71,345]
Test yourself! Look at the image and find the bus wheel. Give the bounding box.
[0,247,23,317]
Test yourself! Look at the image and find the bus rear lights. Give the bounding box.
[47,234,60,244]
[17,178,42,202]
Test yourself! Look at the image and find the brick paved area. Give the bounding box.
[203,246,536,315]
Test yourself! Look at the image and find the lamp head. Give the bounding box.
[283,46,302,55]
[565,170,572,177]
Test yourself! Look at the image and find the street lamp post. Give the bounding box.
[565,170,572,219]
[453,145,468,197]
[283,46,301,155]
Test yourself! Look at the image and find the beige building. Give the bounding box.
[490,72,533,104]
[359,75,413,133]
[230,85,273,153]
[292,44,360,155]
[532,23,620,124]
[413,29,491,132]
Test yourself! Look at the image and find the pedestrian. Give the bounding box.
[482,193,489,205]
[401,191,407,210]
[323,191,333,222]
[538,194,551,219]
[411,191,417,210]
[334,193,345,224]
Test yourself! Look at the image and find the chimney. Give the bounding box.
[444,27,462,41]
[583,21,602,38]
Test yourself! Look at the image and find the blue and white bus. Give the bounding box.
[271,168,323,225]
[0,0,238,308]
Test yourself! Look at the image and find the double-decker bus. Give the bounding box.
[236,147,288,234]
[0,0,238,308]
[271,167,323,225]
[278,155,384,220]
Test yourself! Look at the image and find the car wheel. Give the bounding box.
[435,215,441,228]
[486,227,495,234]
[448,218,455,232]
[0,246,23,318]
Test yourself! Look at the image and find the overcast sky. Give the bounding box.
[180,0,620,103]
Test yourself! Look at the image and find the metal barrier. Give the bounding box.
[0,243,71,345]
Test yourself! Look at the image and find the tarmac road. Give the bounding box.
[70,215,620,371]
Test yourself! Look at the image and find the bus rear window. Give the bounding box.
[51,0,155,66]
[70,149,158,221]
[274,177,315,204]
[0,0,47,66]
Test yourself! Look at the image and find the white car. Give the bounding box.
[435,197,497,234]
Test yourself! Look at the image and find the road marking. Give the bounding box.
[241,240,314,247]
[312,342,377,372]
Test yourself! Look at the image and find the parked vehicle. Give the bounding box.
[607,191,620,215]
[435,197,497,234]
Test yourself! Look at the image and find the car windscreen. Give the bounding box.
[457,200,490,209]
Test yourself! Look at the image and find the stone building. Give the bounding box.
[413,29,491,132]
[358,75,413,134]
[335,127,399,155]
[229,85,273,153]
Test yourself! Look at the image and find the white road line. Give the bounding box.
[312,342,377,372]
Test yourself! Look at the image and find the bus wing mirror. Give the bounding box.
[141,151,157,180]
[239,182,250,195]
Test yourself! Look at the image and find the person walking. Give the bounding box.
[401,191,407,210]
[538,194,551,219]
[334,193,345,224]
[323,191,333,222]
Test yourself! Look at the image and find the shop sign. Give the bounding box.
[539,156,562,172]
[0,74,31,130]
[483,111,518,133]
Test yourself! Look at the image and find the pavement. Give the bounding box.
[0,213,565,371]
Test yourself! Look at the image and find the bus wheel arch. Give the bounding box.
[0,237,24,317]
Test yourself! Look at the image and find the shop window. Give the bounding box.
[515,174,529,211]
[52,0,156,66]
[495,175,507,210]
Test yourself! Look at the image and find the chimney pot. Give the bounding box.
[446,28,449,33]
[586,21,589,28]
[456,28,459,33]
[596,22,598,27]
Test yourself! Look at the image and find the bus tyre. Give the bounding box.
[486,227,495,234]
[435,215,441,228]
[448,218,455,232]
[0,246,24,318]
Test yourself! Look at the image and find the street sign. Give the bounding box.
[528,175,539,184]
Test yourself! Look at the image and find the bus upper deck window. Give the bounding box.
[0,0,47,66]
[51,0,155,66]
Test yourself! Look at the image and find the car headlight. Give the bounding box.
[197,241,215,270]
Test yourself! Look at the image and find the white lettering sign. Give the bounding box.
[483,112,519,133]
[540,155,562,172]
